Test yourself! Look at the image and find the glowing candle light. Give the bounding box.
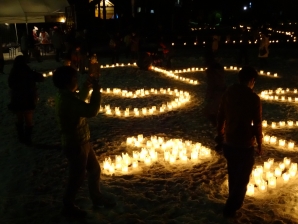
[258,180,267,192]
[271,122,276,128]
[283,157,291,167]
[138,134,144,142]
[275,167,282,177]
[279,139,286,147]
[282,173,290,182]
[264,162,271,172]
[169,155,176,164]
[246,183,255,196]
[122,166,128,173]
[290,163,297,171]
[269,136,277,145]
[266,171,273,180]
[264,135,270,143]
[262,120,267,127]
[268,176,276,188]
[279,121,285,127]
[132,161,138,168]
[279,162,285,171]
[288,121,294,126]
[288,141,295,149]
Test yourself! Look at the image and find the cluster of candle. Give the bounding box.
[260,88,298,102]
[93,88,191,117]
[101,135,212,175]
[246,158,297,196]
[262,133,295,150]
[43,71,53,77]
[262,120,298,129]
[100,62,137,69]
[151,66,199,85]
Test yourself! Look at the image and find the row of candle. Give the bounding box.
[102,135,212,175]
[151,66,199,85]
[94,90,190,117]
[246,158,297,196]
[262,134,295,150]
[99,88,189,98]
[261,88,298,95]
[262,120,298,128]
[100,62,137,69]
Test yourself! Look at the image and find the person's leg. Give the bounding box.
[230,147,254,210]
[223,146,254,215]
[24,111,34,145]
[63,144,88,207]
[55,48,60,62]
[15,112,25,142]
[223,146,239,216]
[85,143,102,203]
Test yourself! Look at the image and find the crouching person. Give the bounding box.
[52,66,114,218]
[216,66,262,218]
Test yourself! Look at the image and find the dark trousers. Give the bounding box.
[55,48,62,61]
[223,145,254,213]
[63,142,102,207]
[0,58,4,73]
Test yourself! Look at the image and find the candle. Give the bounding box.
[262,120,267,127]
[279,139,286,147]
[279,121,285,127]
[269,136,277,144]
[279,162,285,171]
[289,168,296,177]
[271,122,276,128]
[268,158,274,166]
[122,166,128,173]
[169,155,176,164]
[108,163,115,173]
[288,121,294,126]
[266,171,273,180]
[246,183,255,196]
[138,134,144,142]
[258,180,267,192]
[282,173,290,182]
[268,176,276,188]
[264,162,271,172]
[275,167,282,177]
[288,141,295,149]
[283,157,291,167]
[264,135,270,143]
[132,161,138,168]
[290,163,297,171]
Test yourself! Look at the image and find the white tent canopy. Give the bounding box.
[0,0,69,23]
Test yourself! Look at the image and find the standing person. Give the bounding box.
[8,55,44,145]
[52,27,64,62]
[216,66,262,218]
[52,66,115,218]
[71,44,82,71]
[203,62,226,127]
[20,33,30,62]
[0,37,4,74]
[109,32,121,64]
[159,37,173,69]
[88,54,101,81]
[212,34,220,56]
[130,31,140,62]
[123,32,131,58]
[237,27,250,65]
[258,33,270,70]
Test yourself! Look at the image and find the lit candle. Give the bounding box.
[282,173,290,182]
[290,163,297,171]
[288,141,295,149]
[288,121,294,126]
[275,167,282,177]
[268,176,276,188]
[122,166,128,173]
[279,162,285,171]
[132,161,138,168]
[279,121,285,127]
[266,171,273,180]
[246,183,255,196]
[264,162,271,172]
[271,122,276,128]
[258,180,267,192]
[268,158,274,166]
[262,120,267,127]
[283,157,291,167]
[279,139,285,147]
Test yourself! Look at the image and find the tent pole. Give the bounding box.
[14,23,19,44]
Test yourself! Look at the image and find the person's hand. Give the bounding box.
[256,145,262,156]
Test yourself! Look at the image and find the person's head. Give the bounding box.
[13,55,27,68]
[238,66,258,89]
[53,66,78,92]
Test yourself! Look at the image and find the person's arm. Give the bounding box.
[253,95,263,154]
[73,84,101,118]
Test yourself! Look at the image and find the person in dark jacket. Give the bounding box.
[216,66,262,218]
[8,55,44,145]
[53,66,115,218]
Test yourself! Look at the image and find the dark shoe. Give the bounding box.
[15,122,24,143]
[24,126,33,146]
[61,205,87,218]
[93,196,116,209]
[223,207,236,218]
